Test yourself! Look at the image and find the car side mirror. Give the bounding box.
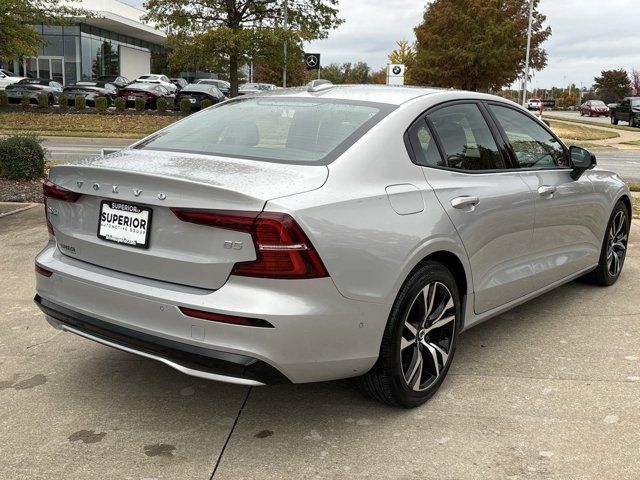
[569,146,596,180]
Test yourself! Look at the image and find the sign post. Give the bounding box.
[304,53,321,79]
[387,64,405,85]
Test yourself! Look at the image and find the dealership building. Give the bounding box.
[4,0,167,85]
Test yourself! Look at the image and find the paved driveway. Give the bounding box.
[2,207,640,479]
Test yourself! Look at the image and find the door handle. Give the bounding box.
[538,185,556,196]
[451,196,480,209]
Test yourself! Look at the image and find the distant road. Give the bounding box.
[42,137,136,163]
[547,111,615,126]
[592,149,640,183]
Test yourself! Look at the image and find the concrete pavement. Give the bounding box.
[1,207,639,479]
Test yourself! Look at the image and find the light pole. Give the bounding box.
[283,0,288,88]
[522,0,534,106]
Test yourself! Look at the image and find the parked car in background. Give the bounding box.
[63,81,118,106]
[0,69,25,90]
[134,74,177,93]
[580,100,609,117]
[610,97,640,127]
[5,78,63,105]
[116,82,175,109]
[525,98,541,111]
[170,78,189,91]
[175,83,225,110]
[96,75,130,89]
[238,83,280,95]
[195,79,231,96]
[36,83,631,408]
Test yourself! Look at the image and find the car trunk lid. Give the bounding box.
[46,149,328,289]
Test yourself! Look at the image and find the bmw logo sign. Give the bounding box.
[392,66,402,75]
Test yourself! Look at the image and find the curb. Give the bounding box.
[0,203,39,219]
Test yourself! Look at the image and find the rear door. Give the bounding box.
[408,102,536,314]
[486,103,600,288]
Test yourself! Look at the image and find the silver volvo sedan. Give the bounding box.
[35,82,632,407]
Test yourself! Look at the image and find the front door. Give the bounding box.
[486,103,601,288]
[408,102,536,315]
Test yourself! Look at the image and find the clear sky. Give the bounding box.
[125,0,640,89]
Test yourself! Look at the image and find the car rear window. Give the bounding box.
[135,97,395,164]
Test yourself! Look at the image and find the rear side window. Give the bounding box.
[427,103,505,171]
[136,98,394,164]
[407,120,444,167]
[489,105,569,168]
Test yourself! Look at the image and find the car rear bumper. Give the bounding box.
[35,241,389,384]
[35,294,287,385]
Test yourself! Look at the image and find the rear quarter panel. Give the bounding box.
[268,95,474,306]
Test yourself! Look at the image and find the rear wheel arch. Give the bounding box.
[618,194,632,219]
[413,251,468,303]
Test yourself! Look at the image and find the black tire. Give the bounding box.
[48,94,54,106]
[359,261,461,408]
[630,116,637,128]
[611,115,618,125]
[583,201,630,286]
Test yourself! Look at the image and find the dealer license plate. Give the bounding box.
[128,95,136,101]
[98,201,152,249]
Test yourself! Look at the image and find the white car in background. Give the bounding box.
[0,69,26,90]
[134,74,177,93]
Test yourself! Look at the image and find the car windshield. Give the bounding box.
[632,99,640,107]
[136,97,394,164]
[0,69,16,76]
[127,83,156,91]
[182,84,216,93]
[18,79,48,85]
[592,101,605,106]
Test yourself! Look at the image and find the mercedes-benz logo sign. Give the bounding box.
[392,66,402,75]
[306,55,318,68]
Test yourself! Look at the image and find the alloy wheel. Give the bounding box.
[400,281,456,392]
[607,210,628,277]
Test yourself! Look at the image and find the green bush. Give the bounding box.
[114,96,125,112]
[0,136,46,180]
[95,96,108,113]
[21,94,30,109]
[58,93,68,111]
[37,92,49,108]
[156,97,168,112]
[0,91,8,107]
[74,95,86,110]
[179,98,191,114]
[135,97,145,112]
[200,99,212,109]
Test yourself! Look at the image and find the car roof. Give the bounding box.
[246,84,448,106]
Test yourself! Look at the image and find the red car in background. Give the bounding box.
[116,82,175,109]
[580,100,610,117]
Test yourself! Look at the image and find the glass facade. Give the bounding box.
[6,23,167,85]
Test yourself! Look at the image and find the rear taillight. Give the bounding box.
[43,180,81,235]
[171,209,328,279]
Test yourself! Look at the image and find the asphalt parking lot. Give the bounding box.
[2,206,640,480]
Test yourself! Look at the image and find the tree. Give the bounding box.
[593,69,631,104]
[0,0,84,62]
[314,62,370,84]
[411,0,551,91]
[144,0,343,96]
[370,67,387,84]
[631,69,640,96]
